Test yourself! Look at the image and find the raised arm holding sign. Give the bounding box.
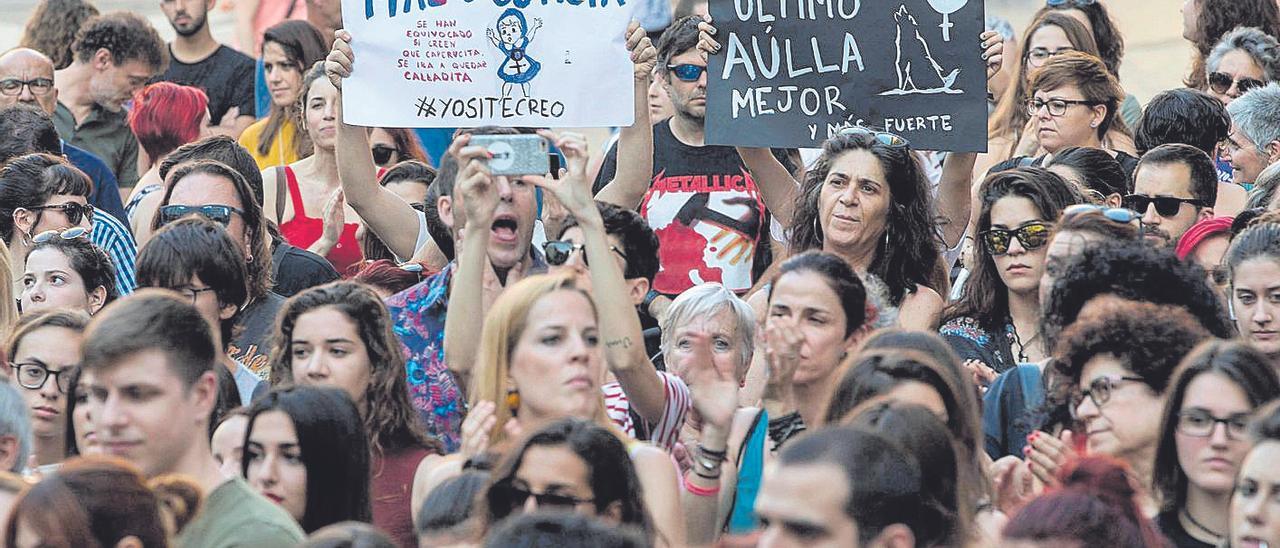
[339,0,637,128]
[702,0,988,151]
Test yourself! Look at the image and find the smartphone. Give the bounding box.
[471,134,550,176]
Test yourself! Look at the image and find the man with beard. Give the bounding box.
[154,0,256,139]
[1128,143,1219,248]
[593,15,796,319]
[54,12,167,189]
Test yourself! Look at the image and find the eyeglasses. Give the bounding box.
[838,126,910,148]
[1209,265,1230,287]
[1061,204,1142,224]
[27,202,94,225]
[667,63,706,82]
[178,286,217,304]
[0,78,54,97]
[371,144,400,166]
[1046,0,1097,6]
[979,222,1053,255]
[32,226,91,244]
[1122,194,1207,217]
[492,483,594,512]
[543,241,628,267]
[1026,97,1100,117]
[158,204,245,227]
[1176,409,1250,440]
[1027,47,1075,66]
[1208,71,1264,97]
[10,362,74,394]
[1070,375,1146,419]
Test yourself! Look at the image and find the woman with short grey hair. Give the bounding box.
[1206,26,1280,105]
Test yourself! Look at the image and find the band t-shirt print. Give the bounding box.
[595,118,790,295]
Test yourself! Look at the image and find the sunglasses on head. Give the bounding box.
[27,202,94,225]
[1122,194,1206,217]
[371,144,400,166]
[1046,0,1096,6]
[980,222,1053,255]
[1208,71,1264,97]
[158,204,245,227]
[32,226,90,244]
[492,483,593,512]
[542,240,628,268]
[1061,204,1142,225]
[837,126,910,148]
[667,63,706,82]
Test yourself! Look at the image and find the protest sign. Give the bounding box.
[341,0,636,128]
[705,0,988,151]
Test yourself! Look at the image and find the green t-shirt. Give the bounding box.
[177,476,304,548]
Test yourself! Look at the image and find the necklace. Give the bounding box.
[1181,508,1225,540]
[1009,322,1040,364]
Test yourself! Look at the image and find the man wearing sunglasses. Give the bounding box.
[1129,144,1218,248]
[593,16,797,314]
[0,50,127,222]
[1225,83,1280,187]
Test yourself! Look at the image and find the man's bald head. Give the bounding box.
[0,49,57,115]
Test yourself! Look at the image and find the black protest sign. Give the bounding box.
[704,0,987,152]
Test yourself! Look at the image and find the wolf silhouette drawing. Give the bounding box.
[888,4,960,93]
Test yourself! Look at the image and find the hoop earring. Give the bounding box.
[813,217,823,244]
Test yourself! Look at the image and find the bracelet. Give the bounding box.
[697,444,728,461]
[642,289,661,316]
[683,474,721,497]
[693,444,727,477]
[768,412,807,452]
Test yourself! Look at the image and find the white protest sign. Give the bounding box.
[341,0,636,128]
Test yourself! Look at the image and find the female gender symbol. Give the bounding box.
[928,0,968,41]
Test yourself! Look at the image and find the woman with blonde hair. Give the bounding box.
[412,273,685,547]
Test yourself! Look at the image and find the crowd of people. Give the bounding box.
[1,0,1280,546]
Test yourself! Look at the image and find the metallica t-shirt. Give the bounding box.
[594,119,793,295]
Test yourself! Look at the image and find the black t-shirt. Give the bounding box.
[229,292,286,380]
[1155,510,1216,548]
[592,119,795,295]
[270,241,341,297]
[154,45,256,126]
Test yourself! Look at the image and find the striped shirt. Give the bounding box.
[92,210,137,296]
[603,371,691,451]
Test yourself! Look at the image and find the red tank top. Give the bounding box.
[278,166,362,274]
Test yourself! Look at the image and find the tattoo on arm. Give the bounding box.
[605,337,632,349]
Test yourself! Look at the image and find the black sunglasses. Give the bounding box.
[27,202,94,225]
[980,222,1053,256]
[1208,71,1264,97]
[158,204,245,227]
[371,144,400,166]
[667,63,706,82]
[492,483,593,512]
[543,240,627,267]
[1122,194,1206,217]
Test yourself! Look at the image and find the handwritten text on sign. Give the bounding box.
[341,0,636,128]
[705,0,987,152]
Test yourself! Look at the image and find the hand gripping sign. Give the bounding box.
[704,0,988,152]
[342,0,636,128]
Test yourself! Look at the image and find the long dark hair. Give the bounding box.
[243,385,373,533]
[1045,147,1130,199]
[0,153,92,244]
[258,20,328,158]
[268,281,439,455]
[789,131,943,304]
[846,402,967,546]
[483,418,653,542]
[946,168,1082,330]
[1153,340,1280,513]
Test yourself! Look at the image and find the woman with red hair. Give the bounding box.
[124,82,210,243]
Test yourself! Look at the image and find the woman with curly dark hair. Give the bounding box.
[268,280,439,547]
[1182,0,1280,91]
[18,0,99,70]
[942,168,1082,375]
[780,128,946,329]
[1052,297,1213,505]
